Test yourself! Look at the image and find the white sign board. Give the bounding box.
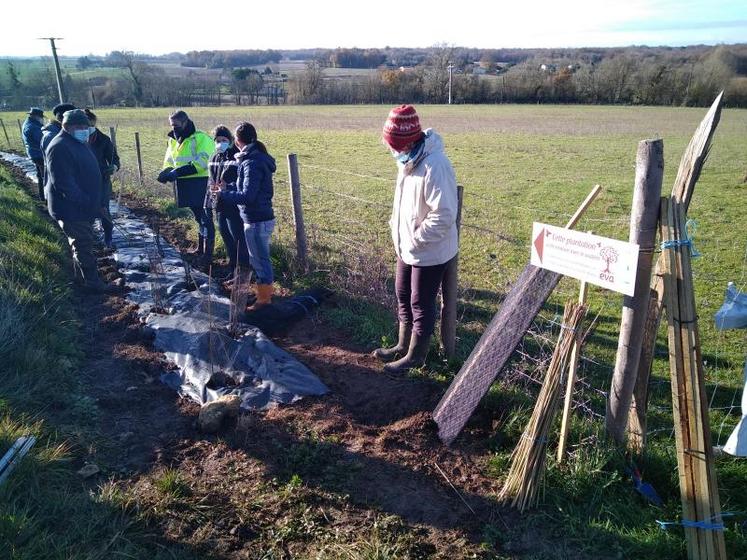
[530,223,639,296]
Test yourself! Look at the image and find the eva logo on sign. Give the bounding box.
[599,246,619,282]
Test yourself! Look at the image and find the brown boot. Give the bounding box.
[247,284,273,312]
[373,322,412,362]
[383,333,430,374]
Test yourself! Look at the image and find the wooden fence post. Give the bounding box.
[109,126,117,151]
[605,139,664,445]
[0,119,10,148]
[134,132,144,186]
[440,184,464,358]
[287,153,308,271]
[16,119,23,139]
[627,92,723,453]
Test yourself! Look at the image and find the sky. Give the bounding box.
[1,0,745,57]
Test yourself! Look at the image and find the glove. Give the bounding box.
[157,168,176,183]
[105,164,118,175]
[173,164,198,178]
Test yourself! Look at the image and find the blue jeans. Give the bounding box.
[244,219,275,284]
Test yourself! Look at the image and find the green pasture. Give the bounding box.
[1,103,745,558]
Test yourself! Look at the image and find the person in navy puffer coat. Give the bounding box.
[46,109,115,294]
[214,122,276,310]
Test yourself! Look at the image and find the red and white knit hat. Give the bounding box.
[382,105,422,151]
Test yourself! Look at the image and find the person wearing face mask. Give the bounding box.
[206,125,249,284]
[214,122,276,310]
[84,109,120,250]
[22,107,46,199]
[45,109,116,294]
[373,104,459,373]
[156,110,215,266]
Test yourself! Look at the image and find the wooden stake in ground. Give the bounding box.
[556,277,589,463]
[135,132,144,186]
[605,139,664,445]
[433,185,601,445]
[627,92,724,453]
[0,119,10,148]
[439,184,464,358]
[498,301,588,511]
[287,153,308,272]
[661,197,726,560]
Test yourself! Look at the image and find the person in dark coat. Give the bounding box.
[206,125,249,282]
[214,122,276,309]
[41,102,76,154]
[22,107,45,199]
[46,109,115,294]
[84,109,120,249]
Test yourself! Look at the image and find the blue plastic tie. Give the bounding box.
[656,512,736,532]
[660,219,701,258]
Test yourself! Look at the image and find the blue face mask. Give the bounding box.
[395,151,411,164]
[88,127,96,136]
[72,129,90,143]
[215,141,230,153]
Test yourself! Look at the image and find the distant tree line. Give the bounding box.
[182,50,282,69]
[1,44,746,110]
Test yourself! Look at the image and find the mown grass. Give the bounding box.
[1,103,745,558]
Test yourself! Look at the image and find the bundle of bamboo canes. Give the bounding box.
[660,197,726,560]
[498,301,588,511]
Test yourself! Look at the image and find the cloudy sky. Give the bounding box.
[1,0,745,56]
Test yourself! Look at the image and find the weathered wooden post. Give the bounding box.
[627,92,723,453]
[16,119,23,139]
[287,153,308,271]
[605,139,663,445]
[109,126,117,151]
[0,119,10,148]
[440,184,464,358]
[134,132,144,186]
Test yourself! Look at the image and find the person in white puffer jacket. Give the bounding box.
[374,105,459,373]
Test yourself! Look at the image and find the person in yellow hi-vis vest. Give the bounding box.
[157,110,215,265]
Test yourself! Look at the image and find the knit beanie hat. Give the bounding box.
[62,109,90,127]
[382,105,422,151]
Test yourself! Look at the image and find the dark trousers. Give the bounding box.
[99,203,113,244]
[58,220,99,285]
[32,158,45,200]
[217,207,250,268]
[395,257,449,337]
[190,206,215,240]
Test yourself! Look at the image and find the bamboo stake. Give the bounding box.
[556,278,589,463]
[662,197,726,560]
[498,301,588,511]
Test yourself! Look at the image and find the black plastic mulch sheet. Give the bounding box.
[0,152,328,410]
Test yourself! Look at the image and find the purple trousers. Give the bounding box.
[395,257,449,337]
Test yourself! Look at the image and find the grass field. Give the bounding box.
[1,103,746,558]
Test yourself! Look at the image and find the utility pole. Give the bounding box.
[447,63,454,105]
[39,37,66,103]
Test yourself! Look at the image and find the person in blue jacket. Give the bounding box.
[213,122,276,309]
[46,109,116,294]
[205,125,249,283]
[22,107,45,199]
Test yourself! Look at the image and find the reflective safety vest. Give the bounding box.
[162,130,214,178]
